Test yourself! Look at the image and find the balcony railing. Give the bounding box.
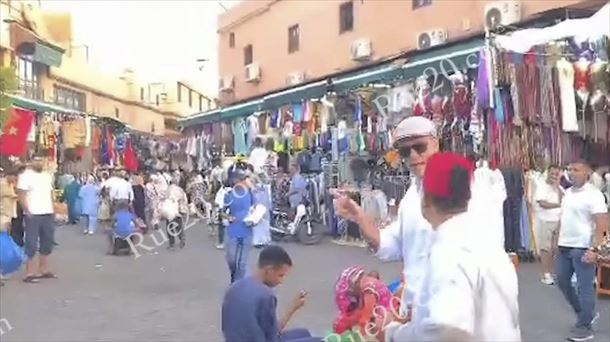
[18,81,45,101]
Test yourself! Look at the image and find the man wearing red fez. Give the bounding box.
[381,152,520,341]
[336,116,506,320]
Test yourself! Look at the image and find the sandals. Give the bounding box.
[23,276,40,283]
[36,272,58,279]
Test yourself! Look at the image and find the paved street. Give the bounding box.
[0,222,609,342]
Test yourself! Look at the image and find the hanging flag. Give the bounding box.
[0,108,35,157]
[100,126,109,165]
[124,138,139,172]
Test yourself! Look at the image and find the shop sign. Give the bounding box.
[19,42,63,67]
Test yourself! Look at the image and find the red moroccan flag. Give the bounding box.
[0,107,35,156]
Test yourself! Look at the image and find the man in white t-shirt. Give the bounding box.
[16,158,57,283]
[534,165,564,285]
[102,170,134,207]
[556,160,609,342]
[248,138,268,173]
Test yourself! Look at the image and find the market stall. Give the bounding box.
[481,3,610,258]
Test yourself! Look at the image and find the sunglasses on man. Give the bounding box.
[397,141,429,159]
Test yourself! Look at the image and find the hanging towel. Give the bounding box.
[293,103,304,123]
[303,102,313,122]
[494,88,505,123]
[84,116,92,147]
[271,109,281,128]
[354,97,363,122]
[477,47,494,109]
[556,59,579,132]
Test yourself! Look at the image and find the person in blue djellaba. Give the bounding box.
[79,175,100,235]
[63,174,82,224]
[224,163,255,284]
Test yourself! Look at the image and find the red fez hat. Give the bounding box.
[423,152,474,198]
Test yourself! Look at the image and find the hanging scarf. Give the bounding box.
[101,127,109,165]
[124,138,139,172]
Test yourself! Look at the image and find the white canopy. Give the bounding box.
[494,2,610,53]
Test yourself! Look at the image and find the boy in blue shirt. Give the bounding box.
[224,167,255,283]
[222,245,320,342]
[107,201,137,254]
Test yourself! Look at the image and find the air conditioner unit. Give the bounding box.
[416,29,448,50]
[245,63,261,82]
[484,1,522,30]
[286,71,306,85]
[219,76,234,92]
[350,39,372,61]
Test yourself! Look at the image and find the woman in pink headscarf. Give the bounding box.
[333,265,393,338]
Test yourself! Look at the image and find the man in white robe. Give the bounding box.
[382,152,520,341]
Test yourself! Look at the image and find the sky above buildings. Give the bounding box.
[41,0,241,96]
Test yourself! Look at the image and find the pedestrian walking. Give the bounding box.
[10,164,26,247]
[145,174,164,230]
[79,175,100,235]
[214,180,231,250]
[131,173,147,232]
[17,158,58,283]
[63,174,81,224]
[0,166,19,286]
[165,177,188,249]
[224,166,254,284]
[556,160,608,341]
[534,165,563,285]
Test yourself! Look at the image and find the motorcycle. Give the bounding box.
[270,203,325,245]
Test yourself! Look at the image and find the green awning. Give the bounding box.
[262,81,327,110]
[179,109,221,127]
[333,38,484,91]
[19,42,63,67]
[9,95,81,114]
[180,99,264,127]
[220,99,263,121]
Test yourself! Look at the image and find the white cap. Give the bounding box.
[392,116,436,147]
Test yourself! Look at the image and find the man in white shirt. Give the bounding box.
[556,160,609,342]
[17,158,57,283]
[336,116,505,316]
[248,137,268,173]
[102,170,134,207]
[534,165,563,285]
[382,152,520,342]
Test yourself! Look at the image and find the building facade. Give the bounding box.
[0,0,215,135]
[217,0,597,104]
[144,80,217,134]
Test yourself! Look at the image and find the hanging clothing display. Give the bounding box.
[246,114,259,148]
[557,59,579,132]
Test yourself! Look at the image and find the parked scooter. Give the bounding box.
[270,203,324,245]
